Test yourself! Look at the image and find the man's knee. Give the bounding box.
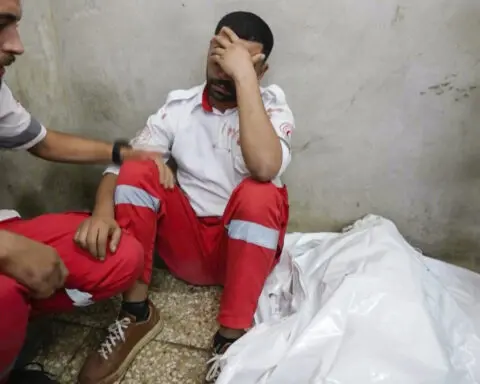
[0,276,29,382]
[232,178,284,218]
[115,160,164,214]
[117,159,159,186]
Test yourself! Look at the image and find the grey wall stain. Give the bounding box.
[391,5,406,26]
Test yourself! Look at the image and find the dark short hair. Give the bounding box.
[215,11,274,60]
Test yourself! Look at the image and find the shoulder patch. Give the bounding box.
[165,85,204,106]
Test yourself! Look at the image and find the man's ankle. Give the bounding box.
[218,326,245,340]
[121,299,150,322]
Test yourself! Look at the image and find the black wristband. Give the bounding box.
[112,139,131,165]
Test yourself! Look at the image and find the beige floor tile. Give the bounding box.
[34,321,91,377]
[150,268,221,295]
[121,341,209,384]
[55,297,121,328]
[150,268,177,292]
[58,327,109,384]
[151,288,221,349]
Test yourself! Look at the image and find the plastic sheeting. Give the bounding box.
[217,215,480,384]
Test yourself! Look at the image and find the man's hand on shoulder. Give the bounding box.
[0,231,69,299]
[74,216,122,260]
[154,158,176,189]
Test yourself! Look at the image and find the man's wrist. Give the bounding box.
[233,65,258,84]
[92,204,115,218]
[112,140,131,165]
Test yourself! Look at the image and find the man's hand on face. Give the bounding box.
[74,216,121,261]
[211,27,265,80]
[0,237,69,299]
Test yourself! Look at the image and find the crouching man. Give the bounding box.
[76,11,294,383]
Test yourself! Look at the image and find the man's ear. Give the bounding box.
[258,62,269,81]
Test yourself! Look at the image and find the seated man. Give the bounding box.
[77,11,294,384]
[0,2,162,383]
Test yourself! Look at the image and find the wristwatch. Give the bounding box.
[112,139,131,165]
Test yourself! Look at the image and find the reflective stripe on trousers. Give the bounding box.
[114,185,160,212]
[227,219,280,250]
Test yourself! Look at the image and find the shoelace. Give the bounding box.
[205,353,223,382]
[98,318,132,360]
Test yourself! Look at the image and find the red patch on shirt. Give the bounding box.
[279,122,293,137]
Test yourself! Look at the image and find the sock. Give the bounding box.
[121,300,150,322]
[213,331,238,353]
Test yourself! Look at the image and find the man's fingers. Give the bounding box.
[154,159,167,186]
[159,165,168,187]
[252,53,266,65]
[52,261,67,291]
[86,227,100,258]
[211,54,222,65]
[164,169,171,189]
[211,47,226,56]
[31,287,56,300]
[36,265,63,299]
[167,172,175,189]
[220,26,239,42]
[110,226,122,253]
[74,221,90,249]
[96,225,109,260]
[59,261,69,284]
[214,35,231,48]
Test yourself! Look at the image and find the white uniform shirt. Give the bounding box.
[0,82,47,222]
[106,83,295,217]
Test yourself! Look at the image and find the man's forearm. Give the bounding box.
[0,230,14,263]
[235,70,282,181]
[92,173,118,218]
[29,129,114,164]
[0,230,26,267]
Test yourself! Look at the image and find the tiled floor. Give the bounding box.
[34,269,222,384]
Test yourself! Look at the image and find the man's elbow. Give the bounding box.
[28,131,54,159]
[28,139,48,158]
[248,161,281,182]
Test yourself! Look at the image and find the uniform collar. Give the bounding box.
[198,84,237,115]
[201,87,213,113]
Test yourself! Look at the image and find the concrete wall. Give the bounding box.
[2,0,480,267]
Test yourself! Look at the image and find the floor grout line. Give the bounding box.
[153,339,211,353]
[53,318,106,330]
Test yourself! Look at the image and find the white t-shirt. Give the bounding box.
[0,82,47,222]
[105,83,295,217]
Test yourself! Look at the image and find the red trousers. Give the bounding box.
[0,213,143,383]
[115,160,289,330]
